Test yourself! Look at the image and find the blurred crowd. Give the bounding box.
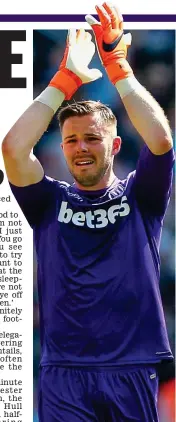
[33,29,175,421]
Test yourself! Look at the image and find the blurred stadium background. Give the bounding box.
[33,29,175,421]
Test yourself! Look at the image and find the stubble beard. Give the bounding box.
[69,156,112,188]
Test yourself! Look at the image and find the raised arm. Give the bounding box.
[2,101,56,186]
[86,3,173,155]
[2,29,102,187]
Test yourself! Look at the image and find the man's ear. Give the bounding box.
[112,136,122,156]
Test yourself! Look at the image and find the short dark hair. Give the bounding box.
[57,100,117,131]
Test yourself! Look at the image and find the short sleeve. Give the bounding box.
[9,175,59,228]
[134,145,175,216]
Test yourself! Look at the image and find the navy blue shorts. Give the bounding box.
[38,364,159,421]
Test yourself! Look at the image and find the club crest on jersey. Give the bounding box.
[58,196,130,229]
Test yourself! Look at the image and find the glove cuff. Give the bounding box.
[49,68,82,100]
[105,59,133,84]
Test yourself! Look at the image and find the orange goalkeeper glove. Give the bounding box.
[49,28,102,99]
[85,2,133,84]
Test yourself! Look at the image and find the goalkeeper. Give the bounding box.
[2,3,174,422]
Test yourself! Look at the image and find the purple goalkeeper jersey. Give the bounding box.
[10,145,175,367]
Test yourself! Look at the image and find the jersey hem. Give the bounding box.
[40,355,173,368]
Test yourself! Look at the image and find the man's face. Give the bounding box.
[61,113,121,190]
